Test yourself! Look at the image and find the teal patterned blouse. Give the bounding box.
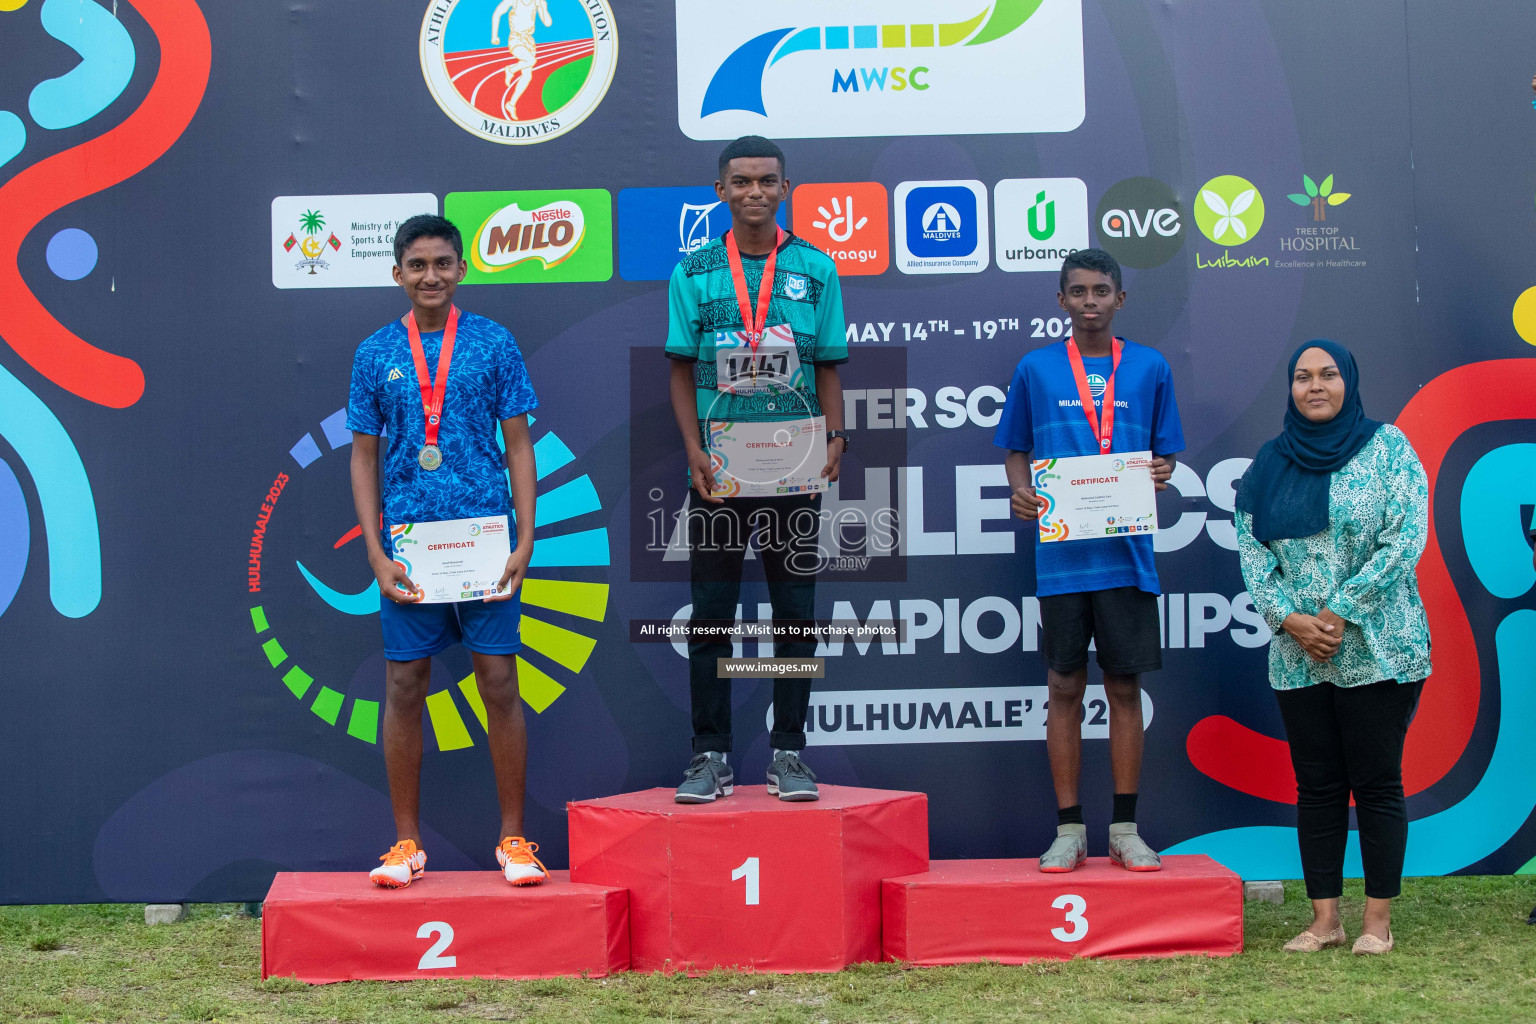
[1236,424,1432,690]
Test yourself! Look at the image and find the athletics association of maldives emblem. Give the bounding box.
[420,0,618,146]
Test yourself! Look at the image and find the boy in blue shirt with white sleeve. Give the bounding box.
[995,249,1184,872]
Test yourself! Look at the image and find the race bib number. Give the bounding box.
[714,323,804,395]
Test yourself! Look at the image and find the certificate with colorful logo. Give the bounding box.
[707,416,828,499]
[387,515,511,603]
[1032,451,1156,543]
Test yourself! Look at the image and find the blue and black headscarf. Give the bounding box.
[1235,339,1383,543]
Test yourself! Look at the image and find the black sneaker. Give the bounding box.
[674,753,733,803]
[766,750,819,801]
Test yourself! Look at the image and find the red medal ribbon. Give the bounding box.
[1065,335,1123,451]
[724,227,785,354]
[406,304,459,449]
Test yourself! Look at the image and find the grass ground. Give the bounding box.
[2,877,1533,1023]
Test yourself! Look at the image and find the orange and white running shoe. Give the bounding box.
[496,836,548,886]
[370,839,427,888]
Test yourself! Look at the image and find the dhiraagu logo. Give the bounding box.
[245,409,610,752]
[675,0,1084,140]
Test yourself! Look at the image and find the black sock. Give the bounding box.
[1112,793,1138,824]
[1057,804,1084,827]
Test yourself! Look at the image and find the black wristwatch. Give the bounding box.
[828,430,851,451]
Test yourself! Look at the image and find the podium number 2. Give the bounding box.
[1051,894,1088,942]
[732,856,760,906]
[417,921,457,970]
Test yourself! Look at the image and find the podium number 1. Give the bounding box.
[1050,894,1088,942]
[732,856,760,905]
[417,921,457,969]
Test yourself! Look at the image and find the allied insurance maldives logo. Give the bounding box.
[420,0,617,145]
[244,410,611,751]
[675,0,1085,140]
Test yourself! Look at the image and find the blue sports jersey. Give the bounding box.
[347,310,538,542]
[993,338,1184,597]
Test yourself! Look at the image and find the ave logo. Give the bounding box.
[1093,178,1185,268]
[792,182,889,275]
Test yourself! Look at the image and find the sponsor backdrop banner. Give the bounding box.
[2,0,1534,902]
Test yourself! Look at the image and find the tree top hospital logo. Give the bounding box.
[675,0,1085,140]
[245,410,611,751]
[420,0,617,145]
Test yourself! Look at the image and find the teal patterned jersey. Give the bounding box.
[1236,424,1432,690]
[665,233,847,439]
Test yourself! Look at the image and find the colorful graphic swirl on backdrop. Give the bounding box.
[0,0,210,619]
[1174,358,1536,875]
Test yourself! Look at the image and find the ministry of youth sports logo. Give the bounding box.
[420,0,617,145]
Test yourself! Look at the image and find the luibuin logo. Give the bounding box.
[1194,176,1264,245]
[419,0,618,146]
[676,0,1086,140]
[1288,173,1350,221]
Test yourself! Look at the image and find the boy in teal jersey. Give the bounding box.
[664,136,850,802]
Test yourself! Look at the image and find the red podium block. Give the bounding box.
[568,785,928,973]
[261,870,629,982]
[883,856,1242,963]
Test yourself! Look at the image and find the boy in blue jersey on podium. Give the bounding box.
[996,249,1184,873]
[348,214,548,889]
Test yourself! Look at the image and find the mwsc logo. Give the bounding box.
[675,0,1085,140]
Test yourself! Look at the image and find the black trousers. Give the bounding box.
[1275,679,1424,900]
[687,491,820,754]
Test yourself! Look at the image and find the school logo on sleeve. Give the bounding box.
[419,0,617,146]
[783,273,808,300]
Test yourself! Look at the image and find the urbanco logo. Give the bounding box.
[895,180,989,275]
[675,0,1085,140]
[792,182,889,275]
[994,178,1088,273]
[1193,175,1265,246]
[446,189,613,283]
[419,0,617,146]
[1093,177,1184,269]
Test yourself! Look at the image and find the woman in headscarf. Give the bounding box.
[1235,340,1431,956]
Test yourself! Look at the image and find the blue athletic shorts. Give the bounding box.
[379,591,523,661]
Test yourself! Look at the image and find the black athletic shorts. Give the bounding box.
[1039,586,1162,675]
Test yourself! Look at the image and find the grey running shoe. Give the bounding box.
[1108,823,1162,871]
[674,753,733,804]
[766,750,819,801]
[1039,826,1087,872]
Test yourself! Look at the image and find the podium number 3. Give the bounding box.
[417,921,457,969]
[1051,894,1088,942]
[732,856,760,906]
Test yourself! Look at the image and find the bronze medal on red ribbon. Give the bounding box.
[1065,335,1124,451]
[406,305,459,472]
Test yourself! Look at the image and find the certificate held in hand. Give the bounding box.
[1032,451,1157,543]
